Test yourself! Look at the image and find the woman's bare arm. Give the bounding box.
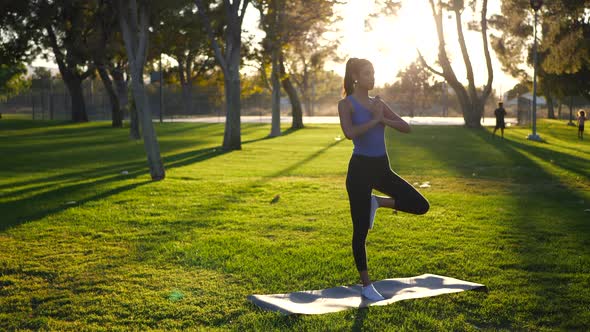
[374,96,411,133]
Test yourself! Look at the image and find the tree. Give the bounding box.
[87,1,126,127]
[491,0,590,118]
[195,0,251,151]
[396,60,434,117]
[258,0,283,137]
[115,0,165,180]
[505,82,529,101]
[0,2,42,66]
[1,1,95,122]
[0,64,29,102]
[41,1,101,123]
[254,0,340,132]
[152,1,216,116]
[418,0,494,128]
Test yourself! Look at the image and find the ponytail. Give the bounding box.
[342,58,372,97]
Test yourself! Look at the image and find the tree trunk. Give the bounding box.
[178,58,194,115]
[463,100,485,128]
[223,71,242,150]
[97,64,123,127]
[62,73,88,122]
[195,0,248,151]
[557,100,562,119]
[270,47,281,137]
[128,94,140,139]
[280,57,303,129]
[117,0,165,180]
[111,66,128,112]
[181,83,194,115]
[45,23,89,123]
[546,93,555,119]
[130,71,165,180]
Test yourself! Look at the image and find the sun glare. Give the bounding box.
[334,0,518,91]
[336,1,437,86]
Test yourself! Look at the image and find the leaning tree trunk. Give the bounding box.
[130,72,165,180]
[280,57,303,129]
[97,64,123,127]
[128,96,140,139]
[116,0,165,180]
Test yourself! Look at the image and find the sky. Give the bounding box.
[33,0,522,95]
[325,0,521,94]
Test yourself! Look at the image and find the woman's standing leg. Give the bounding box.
[346,156,373,281]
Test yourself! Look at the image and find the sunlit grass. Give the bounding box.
[0,119,589,330]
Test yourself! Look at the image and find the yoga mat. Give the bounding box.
[248,273,486,315]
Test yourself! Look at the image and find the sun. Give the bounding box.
[336,0,439,87]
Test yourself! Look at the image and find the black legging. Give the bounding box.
[345,154,429,272]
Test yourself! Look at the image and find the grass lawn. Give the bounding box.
[1,117,589,331]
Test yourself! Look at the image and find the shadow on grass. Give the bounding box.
[264,138,344,180]
[418,127,590,329]
[0,144,233,232]
[352,307,368,331]
[0,179,153,232]
[1,122,307,232]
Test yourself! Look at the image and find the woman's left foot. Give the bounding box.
[361,283,385,301]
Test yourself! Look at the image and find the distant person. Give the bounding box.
[337,58,429,301]
[578,110,586,140]
[493,102,507,138]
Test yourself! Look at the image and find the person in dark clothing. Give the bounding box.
[493,102,507,138]
[337,58,430,301]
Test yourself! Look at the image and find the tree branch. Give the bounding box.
[137,3,149,67]
[417,50,445,77]
[195,0,228,73]
[481,0,494,99]
[45,24,67,74]
[454,6,477,99]
[239,0,250,26]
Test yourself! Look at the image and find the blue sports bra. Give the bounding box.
[347,96,386,157]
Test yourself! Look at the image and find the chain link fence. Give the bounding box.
[7,77,584,123]
[0,77,343,121]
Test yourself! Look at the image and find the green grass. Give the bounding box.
[1,118,589,331]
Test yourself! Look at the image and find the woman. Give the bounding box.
[337,58,430,301]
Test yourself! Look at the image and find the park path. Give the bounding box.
[164,116,517,127]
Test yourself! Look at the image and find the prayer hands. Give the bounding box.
[371,96,385,122]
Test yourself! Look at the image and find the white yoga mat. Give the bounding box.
[247,273,486,315]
